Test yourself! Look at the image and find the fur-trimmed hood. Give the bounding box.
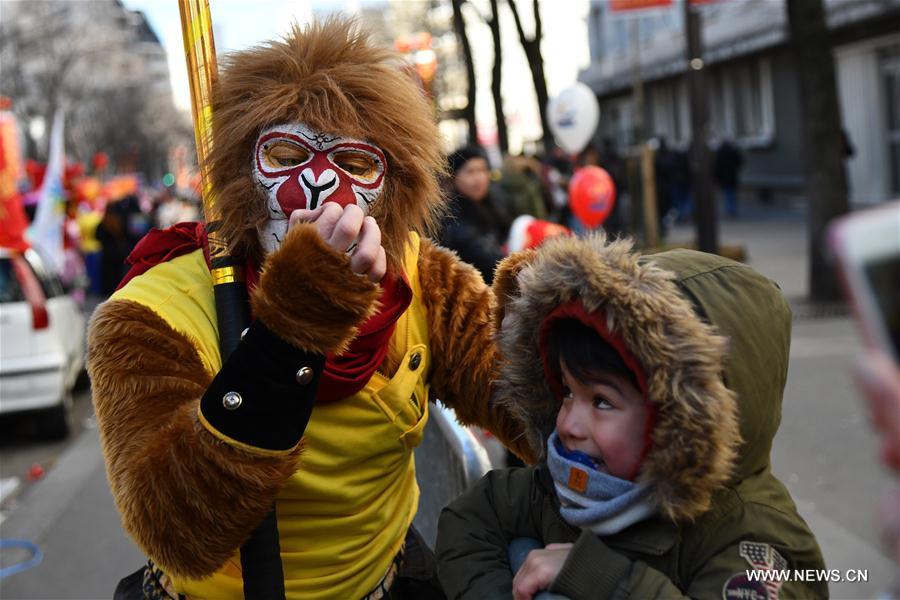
[493,234,792,522]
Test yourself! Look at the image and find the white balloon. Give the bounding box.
[547,82,600,155]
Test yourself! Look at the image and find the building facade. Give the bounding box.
[580,0,900,206]
[0,0,184,178]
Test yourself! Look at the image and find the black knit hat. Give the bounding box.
[447,145,488,175]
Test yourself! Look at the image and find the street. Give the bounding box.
[0,214,896,599]
[0,386,95,511]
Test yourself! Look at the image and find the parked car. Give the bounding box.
[0,247,86,439]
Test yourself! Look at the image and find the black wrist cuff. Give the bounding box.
[200,321,325,451]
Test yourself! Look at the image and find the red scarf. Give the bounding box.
[119,222,411,402]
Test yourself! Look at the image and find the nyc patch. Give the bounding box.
[721,541,787,600]
[722,573,769,600]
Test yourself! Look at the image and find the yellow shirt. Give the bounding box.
[113,233,431,599]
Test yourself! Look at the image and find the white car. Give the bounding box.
[0,248,86,438]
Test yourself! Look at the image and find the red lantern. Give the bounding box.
[568,166,616,229]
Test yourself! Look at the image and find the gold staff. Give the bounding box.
[178,2,285,597]
[178,0,230,270]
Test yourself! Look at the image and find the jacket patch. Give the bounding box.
[722,573,770,600]
[724,541,786,600]
[568,467,588,493]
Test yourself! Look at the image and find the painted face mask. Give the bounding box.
[253,123,387,253]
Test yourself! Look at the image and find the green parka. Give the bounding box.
[436,235,827,599]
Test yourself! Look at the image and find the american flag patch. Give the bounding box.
[739,541,786,599]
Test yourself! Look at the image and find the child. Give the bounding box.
[436,234,827,599]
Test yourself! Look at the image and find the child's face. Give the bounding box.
[556,360,648,480]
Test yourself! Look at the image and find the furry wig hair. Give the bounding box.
[207,17,447,273]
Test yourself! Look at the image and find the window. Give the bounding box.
[23,249,64,298]
[648,80,689,145]
[881,43,900,194]
[0,258,26,303]
[708,58,774,145]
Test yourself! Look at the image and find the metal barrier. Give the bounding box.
[413,400,495,547]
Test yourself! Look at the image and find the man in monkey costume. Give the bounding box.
[88,18,532,600]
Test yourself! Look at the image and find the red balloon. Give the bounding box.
[568,166,616,229]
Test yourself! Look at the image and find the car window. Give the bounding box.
[24,251,64,298]
[0,258,26,303]
[38,269,65,298]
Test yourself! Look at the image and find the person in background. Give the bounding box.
[439,146,511,284]
[542,149,575,229]
[94,201,131,297]
[653,136,677,236]
[714,138,744,218]
[671,145,693,224]
[76,206,103,297]
[597,138,627,236]
[497,155,548,221]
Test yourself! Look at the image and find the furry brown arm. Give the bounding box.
[251,222,380,354]
[492,248,537,327]
[89,300,302,578]
[417,239,536,464]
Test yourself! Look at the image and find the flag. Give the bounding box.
[28,109,66,273]
[0,109,29,251]
[0,109,23,200]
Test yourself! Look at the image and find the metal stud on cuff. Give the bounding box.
[296,367,314,385]
[222,391,243,410]
[240,328,249,340]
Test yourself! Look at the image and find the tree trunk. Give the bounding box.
[489,0,509,154]
[683,0,718,254]
[786,0,849,301]
[508,0,553,154]
[452,0,478,145]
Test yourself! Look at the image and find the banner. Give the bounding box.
[28,109,66,272]
[0,110,29,251]
[610,0,672,12]
[0,110,23,200]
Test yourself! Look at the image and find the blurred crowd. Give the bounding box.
[5,158,201,303]
[438,136,746,285]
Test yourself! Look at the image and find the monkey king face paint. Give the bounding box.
[253,123,387,252]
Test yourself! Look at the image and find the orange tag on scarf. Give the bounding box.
[568,467,588,493]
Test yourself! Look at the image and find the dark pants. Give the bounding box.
[387,525,446,600]
[721,187,738,217]
[113,526,445,600]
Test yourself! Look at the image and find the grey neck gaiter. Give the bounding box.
[547,431,657,535]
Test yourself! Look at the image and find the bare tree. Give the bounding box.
[786,0,849,301]
[464,0,510,153]
[507,0,552,154]
[451,0,478,144]
[488,0,509,154]
[1,1,190,179]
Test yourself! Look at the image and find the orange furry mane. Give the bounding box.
[207,17,446,273]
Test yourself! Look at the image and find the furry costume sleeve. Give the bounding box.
[417,238,536,464]
[88,224,379,577]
